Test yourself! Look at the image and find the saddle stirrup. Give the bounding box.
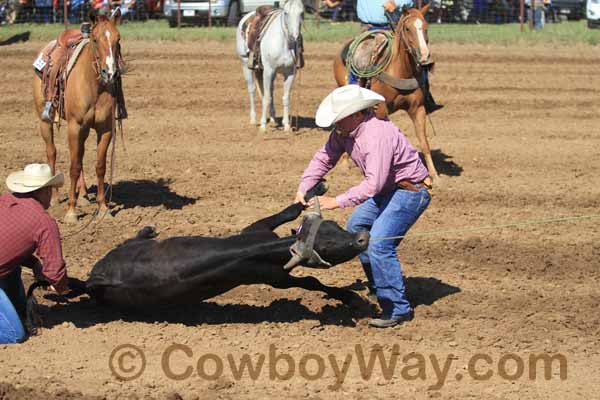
[41,101,54,122]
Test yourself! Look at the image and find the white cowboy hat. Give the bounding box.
[315,85,385,128]
[6,163,64,193]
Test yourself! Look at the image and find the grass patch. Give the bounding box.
[1,18,599,45]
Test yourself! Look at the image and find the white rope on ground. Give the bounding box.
[370,213,600,242]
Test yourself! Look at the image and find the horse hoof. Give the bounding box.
[64,212,79,224]
[283,124,291,132]
[96,208,114,222]
[259,125,267,132]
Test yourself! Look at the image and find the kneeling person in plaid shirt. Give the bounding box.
[0,164,69,344]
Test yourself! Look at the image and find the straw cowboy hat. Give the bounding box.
[6,163,64,193]
[315,85,385,128]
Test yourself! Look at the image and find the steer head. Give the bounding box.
[283,197,369,270]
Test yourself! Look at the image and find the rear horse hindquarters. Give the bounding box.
[33,10,125,224]
[235,0,304,132]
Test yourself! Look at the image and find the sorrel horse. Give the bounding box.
[33,10,123,224]
[333,4,440,181]
[235,0,304,132]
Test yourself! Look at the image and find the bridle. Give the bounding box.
[395,11,427,67]
[281,2,303,58]
[89,23,121,86]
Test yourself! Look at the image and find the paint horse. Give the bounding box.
[236,0,304,132]
[33,10,125,223]
[333,4,441,181]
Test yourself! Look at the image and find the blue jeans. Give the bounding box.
[0,267,26,344]
[347,186,431,318]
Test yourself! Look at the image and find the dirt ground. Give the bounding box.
[0,37,599,399]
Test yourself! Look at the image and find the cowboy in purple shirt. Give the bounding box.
[295,85,432,328]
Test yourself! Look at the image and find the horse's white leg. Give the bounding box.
[282,68,296,132]
[241,61,257,125]
[260,67,275,132]
[268,75,276,125]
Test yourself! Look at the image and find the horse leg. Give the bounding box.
[77,171,91,205]
[410,105,440,182]
[281,68,296,132]
[65,121,89,224]
[259,67,274,132]
[333,52,348,86]
[35,75,60,206]
[268,70,276,126]
[94,124,114,219]
[39,120,60,206]
[241,62,257,125]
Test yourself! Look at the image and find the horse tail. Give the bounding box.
[254,69,264,99]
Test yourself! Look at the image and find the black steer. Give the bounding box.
[77,196,369,309]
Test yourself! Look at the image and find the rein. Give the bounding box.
[396,13,422,68]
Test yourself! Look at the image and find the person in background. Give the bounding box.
[0,163,69,344]
[356,0,412,29]
[295,86,432,328]
[323,0,343,22]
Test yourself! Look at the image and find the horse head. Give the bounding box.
[89,9,122,85]
[396,4,432,67]
[282,0,304,43]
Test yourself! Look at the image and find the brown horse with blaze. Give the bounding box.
[333,3,441,181]
[33,10,124,224]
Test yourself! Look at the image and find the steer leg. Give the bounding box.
[269,275,365,308]
[241,181,328,233]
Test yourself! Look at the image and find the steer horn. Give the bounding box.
[313,196,322,217]
[283,253,303,270]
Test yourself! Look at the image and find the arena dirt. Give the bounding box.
[0,38,599,399]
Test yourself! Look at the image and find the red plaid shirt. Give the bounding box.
[0,193,67,285]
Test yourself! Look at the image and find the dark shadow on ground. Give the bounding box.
[27,276,458,331]
[32,293,371,330]
[268,116,329,132]
[343,276,461,308]
[85,178,197,210]
[405,276,461,308]
[0,31,30,46]
[428,149,463,177]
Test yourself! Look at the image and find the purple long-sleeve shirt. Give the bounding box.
[299,115,429,208]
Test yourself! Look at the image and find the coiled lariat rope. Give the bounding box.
[346,30,394,79]
[370,213,600,242]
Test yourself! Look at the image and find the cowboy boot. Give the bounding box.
[424,90,443,114]
[41,101,54,123]
[421,69,443,114]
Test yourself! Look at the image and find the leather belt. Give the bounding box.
[397,177,433,193]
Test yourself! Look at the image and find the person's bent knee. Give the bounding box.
[0,314,26,344]
[346,213,364,233]
[367,240,396,259]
